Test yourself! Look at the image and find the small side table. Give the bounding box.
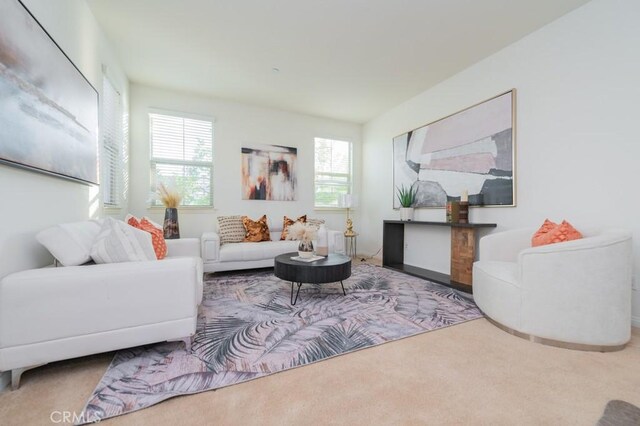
[344,233,358,258]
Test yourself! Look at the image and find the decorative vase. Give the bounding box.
[163,207,180,239]
[400,207,414,221]
[298,239,314,258]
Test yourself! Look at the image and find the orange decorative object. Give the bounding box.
[242,215,271,242]
[280,215,307,240]
[533,220,582,247]
[531,219,557,246]
[128,216,167,259]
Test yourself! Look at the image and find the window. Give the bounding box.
[101,75,125,207]
[314,138,352,208]
[149,111,214,207]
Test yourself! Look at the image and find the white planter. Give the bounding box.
[400,207,414,221]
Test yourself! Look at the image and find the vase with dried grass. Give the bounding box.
[158,183,182,239]
[286,222,318,258]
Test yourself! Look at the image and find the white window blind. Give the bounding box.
[314,138,352,208]
[101,75,124,207]
[149,112,214,207]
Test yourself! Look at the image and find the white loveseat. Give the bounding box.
[0,222,203,389]
[201,226,346,273]
[473,228,633,351]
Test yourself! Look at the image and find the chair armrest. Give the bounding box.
[166,238,200,258]
[517,231,632,344]
[479,228,535,262]
[201,231,221,262]
[327,230,345,254]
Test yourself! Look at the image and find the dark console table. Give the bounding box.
[383,220,497,293]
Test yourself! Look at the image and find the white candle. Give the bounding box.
[461,190,468,202]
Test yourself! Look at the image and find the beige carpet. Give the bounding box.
[1,320,639,425]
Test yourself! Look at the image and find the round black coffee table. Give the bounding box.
[274,252,352,305]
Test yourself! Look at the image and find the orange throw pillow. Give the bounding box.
[280,215,307,240]
[533,220,583,247]
[242,215,271,242]
[127,216,167,259]
[531,219,557,247]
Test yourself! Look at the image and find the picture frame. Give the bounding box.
[393,90,516,208]
[0,0,99,185]
[241,144,297,201]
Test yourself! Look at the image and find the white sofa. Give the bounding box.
[0,234,203,390]
[473,228,633,351]
[201,227,346,273]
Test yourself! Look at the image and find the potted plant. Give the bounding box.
[396,184,417,221]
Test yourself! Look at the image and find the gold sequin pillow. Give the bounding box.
[242,215,271,242]
[280,215,307,240]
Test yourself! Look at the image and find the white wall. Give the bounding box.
[361,0,640,321]
[0,0,129,280]
[128,84,362,236]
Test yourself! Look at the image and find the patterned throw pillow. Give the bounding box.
[280,215,307,240]
[532,219,583,247]
[90,218,156,264]
[531,219,557,246]
[217,215,246,244]
[306,218,325,230]
[242,215,271,242]
[127,216,167,259]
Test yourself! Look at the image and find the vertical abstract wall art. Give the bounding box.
[393,90,515,208]
[0,0,99,185]
[241,144,297,201]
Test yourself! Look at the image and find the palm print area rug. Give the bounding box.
[80,263,483,423]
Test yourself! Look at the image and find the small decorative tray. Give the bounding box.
[290,255,325,263]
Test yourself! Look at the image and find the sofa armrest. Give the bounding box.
[517,232,632,344]
[479,228,535,263]
[328,230,345,255]
[0,258,201,348]
[201,231,221,263]
[166,238,201,258]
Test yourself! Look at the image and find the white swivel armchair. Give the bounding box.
[473,228,632,351]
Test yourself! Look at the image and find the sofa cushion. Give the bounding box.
[217,215,245,244]
[128,217,168,260]
[531,219,557,246]
[533,220,583,247]
[220,240,299,262]
[242,215,271,242]
[91,218,157,264]
[307,218,325,230]
[36,220,102,266]
[280,215,307,240]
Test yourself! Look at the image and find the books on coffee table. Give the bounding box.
[290,255,324,263]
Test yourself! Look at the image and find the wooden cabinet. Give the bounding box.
[382,220,496,293]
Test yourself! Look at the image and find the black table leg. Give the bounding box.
[340,281,346,296]
[291,282,303,305]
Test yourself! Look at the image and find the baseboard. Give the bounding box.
[0,371,9,392]
[632,316,640,329]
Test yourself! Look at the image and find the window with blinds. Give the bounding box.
[314,137,352,208]
[101,75,124,207]
[149,112,214,207]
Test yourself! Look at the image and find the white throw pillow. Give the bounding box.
[36,220,103,266]
[91,218,157,264]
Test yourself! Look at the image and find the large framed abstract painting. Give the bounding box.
[0,0,99,185]
[241,144,297,201]
[393,90,516,208]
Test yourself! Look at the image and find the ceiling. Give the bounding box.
[87,0,591,123]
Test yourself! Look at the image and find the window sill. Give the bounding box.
[147,206,217,213]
